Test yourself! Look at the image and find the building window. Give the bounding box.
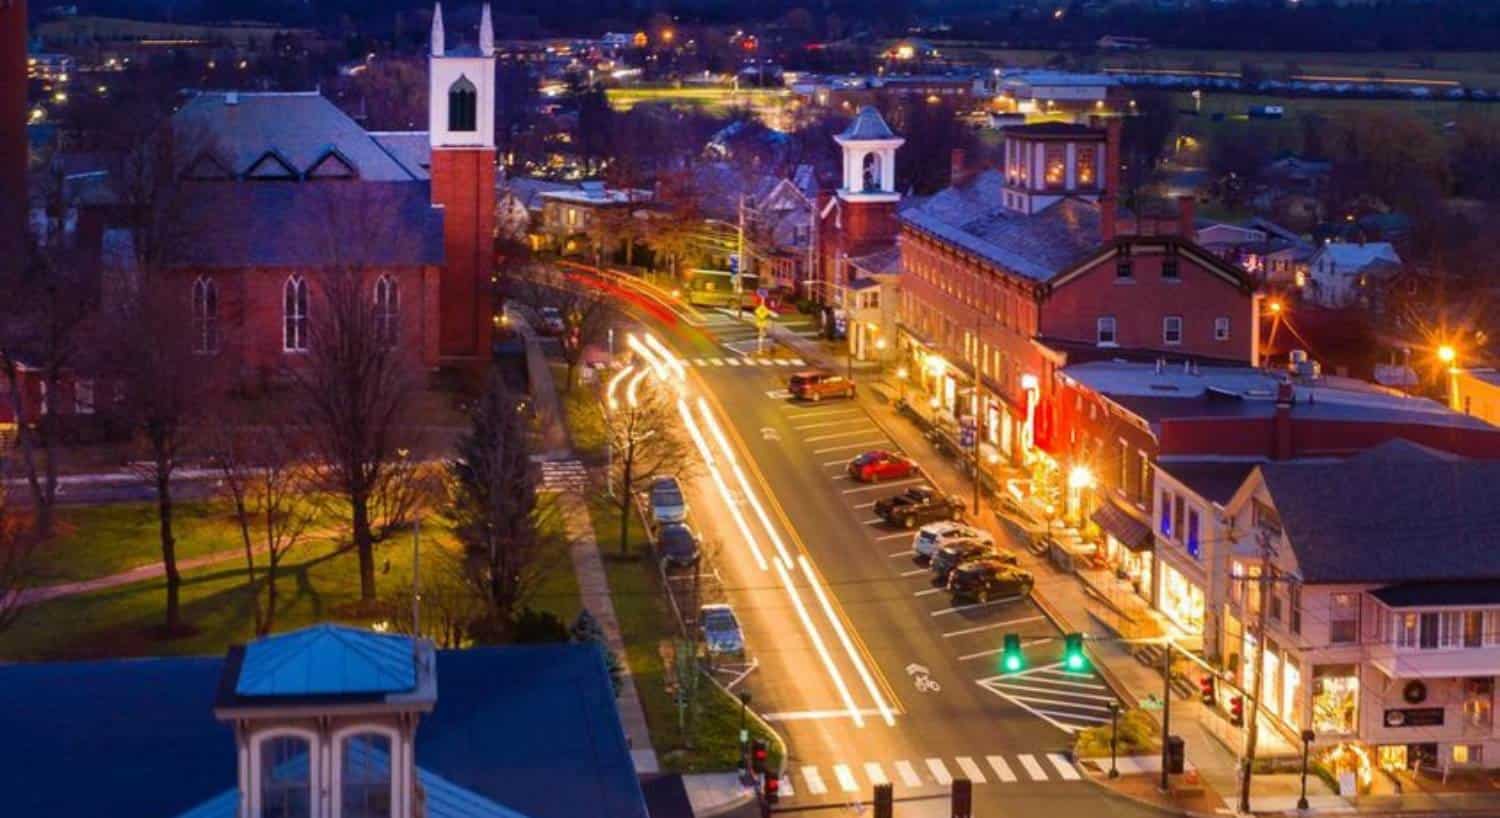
[1465,611,1484,648]
[1076,146,1096,187]
[374,275,399,347]
[1289,583,1302,634]
[1311,665,1359,735]
[1043,144,1066,189]
[1096,315,1117,346]
[1454,745,1483,766]
[340,732,393,818]
[1186,508,1200,559]
[1464,678,1493,727]
[1396,612,1420,649]
[1163,315,1183,346]
[448,76,477,132]
[1330,593,1359,644]
[1162,246,1180,280]
[1172,495,1185,542]
[283,275,309,352]
[75,379,94,415]
[1214,316,1230,341]
[1116,245,1133,279]
[260,735,312,818]
[1159,489,1172,537]
[1420,612,1439,649]
[192,276,219,353]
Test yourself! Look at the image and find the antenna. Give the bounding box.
[411,516,422,660]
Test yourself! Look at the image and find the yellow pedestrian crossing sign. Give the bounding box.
[754,304,772,327]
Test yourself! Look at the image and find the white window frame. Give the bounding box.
[1163,315,1183,346]
[193,275,219,354]
[374,275,399,348]
[1096,315,1117,347]
[332,724,402,818]
[284,275,310,353]
[250,727,319,818]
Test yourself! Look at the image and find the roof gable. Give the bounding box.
[245,149,299,181]
[235,624,416,696]
[1047,237,1253,293]
[306,147,358,179]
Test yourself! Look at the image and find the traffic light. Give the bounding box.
[1199,675,1216,707]
[1063,632,1088,672]
[751,739,768,775]
[1229,695,1244,726]
[1001,633,1024,673]
[764,772,780,805]
[872,783,893,818]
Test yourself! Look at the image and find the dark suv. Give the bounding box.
[874,487,964,529]
[948,559,1034,603]
[788,370,855,401]
[931,541,1017,584]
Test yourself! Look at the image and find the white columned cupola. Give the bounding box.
[834,106,904,204]
[428,2,497,150]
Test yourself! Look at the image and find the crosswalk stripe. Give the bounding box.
[833,764,858,793]
[1031,707,1111,724]
[758,359,775,366]
[955,756,987,784]
[894,760,923,788]
[1003,693,1113,712]
[986,755,1017,782]
[1018,754,1048,781]
[693,358,708,366]
[789,358,806,366]
[726,358,742,366]
[780,772,794,797]
[864,762,889,787]
[1047,753,1082,781]
[802,766,827,795]
[992,681,1117,701]
[926,758,953,786]
[710,358,725,366]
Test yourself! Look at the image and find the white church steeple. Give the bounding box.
[428,2,495,149]
[430,2,445,57]
[834,106,904,203]
[479,2,494,57]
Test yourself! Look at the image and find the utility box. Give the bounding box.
[1165,734,1186,774]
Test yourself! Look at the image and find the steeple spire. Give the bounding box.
[430,2,445,57]
[479,2,494,57]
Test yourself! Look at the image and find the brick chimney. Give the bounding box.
[1272,380,1295,460]
[1100,118,1123,242]
[1177,194,1197,239]
[950,147,968,187]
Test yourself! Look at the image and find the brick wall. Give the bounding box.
[430,147,497,360]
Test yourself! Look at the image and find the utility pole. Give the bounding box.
[1239,537,1275,814]
[736,194,746,316]
[1160,639,1172,793]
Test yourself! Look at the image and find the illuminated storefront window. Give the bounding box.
[1158,562,1204,635]
[1283,661,1302,727]
[1312,665,1359,734]
[1044,145,1066,189]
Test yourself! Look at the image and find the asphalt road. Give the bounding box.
[644,309,1169,818]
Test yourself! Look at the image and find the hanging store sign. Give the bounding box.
[1384,707,1444,728]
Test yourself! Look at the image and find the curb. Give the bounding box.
[698,667,787,816]
[1075,766,1220,818]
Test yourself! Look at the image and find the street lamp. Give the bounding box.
[1297,729,1315,811]
[1438,344,1457,365]
[1107,701,1121,779]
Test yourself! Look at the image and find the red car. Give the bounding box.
[847,450,916,483]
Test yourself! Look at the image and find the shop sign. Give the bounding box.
[1383,707,1444,728]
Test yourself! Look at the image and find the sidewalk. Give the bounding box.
[517,316,660,775]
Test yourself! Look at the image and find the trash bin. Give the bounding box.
[1165,734,1185,774]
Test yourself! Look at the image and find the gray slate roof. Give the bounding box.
[839,106,897,141]
[175,92,425,181]
[1156,460,1259,505]
[165,181,444,268]
[900,169,1103,280]
[371,131,432,180]
[1260,441,1500,584]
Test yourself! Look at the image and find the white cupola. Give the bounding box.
[833,106,904,203]
[428,3,496,150]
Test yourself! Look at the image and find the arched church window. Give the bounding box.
[374,275,398,347]
[259,734,312,818]
[448,76,477,133]
[284,275,309,352]
[192,276,219,354]
[340,732,394,818]
[862,152,881,193]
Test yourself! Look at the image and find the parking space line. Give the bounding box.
[1031,707,1110,724]
[894,761,923,788]
[941,615,1045,639]
[1003,693,1112,712]
[806,429,886,443]
[794,419,872,431]
[913,588,943,597]
[899,568,927,577]
[841,478,925,494]
[812,440,888,454]
[822,457,856,466]
[986,756,1017,783]
[925,758,953,786]
[1048,754,1082,781]
[955,756,987,784]
[957,647,1005,661]
[864,762,889,787]
[853,501,875,509]
[833,764,858,793]
[994,680,1116,700]
[929,596,1021,617]
[782,406,863,417]
[1018,754,1048,781]
[889,550,912,558]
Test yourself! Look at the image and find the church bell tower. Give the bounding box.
[429,2,497,362]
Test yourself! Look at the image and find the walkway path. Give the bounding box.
[515,314,660,775]
[17,541,270,607]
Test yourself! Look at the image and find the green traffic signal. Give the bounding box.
[1001,633,1024,673]
[1063,632,1087,672]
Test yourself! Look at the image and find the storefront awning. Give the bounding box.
[1091,501,1153,552]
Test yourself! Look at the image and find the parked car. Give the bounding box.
[847,450,916,483]
[537,305,566,335]
[788,370,855,401]
[874,487,964,529]
[948,559,1034,603]
[931,541,1018,583]
[911,522,994,562]
[700,604,744,656]
[649,475,688,524]
[658,522,700,568]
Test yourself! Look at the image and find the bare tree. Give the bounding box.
[289,185,422,606]
[447,374,564,640]
[0,480,41,637]
[513,265,616,392]
[606,381,692,555]
[208,408,321,637]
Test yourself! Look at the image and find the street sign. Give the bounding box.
[960,427,976,447]
[754,304,772,322]
[729,253,740,273]
[756,287,768,302]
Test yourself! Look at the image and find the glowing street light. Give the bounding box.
[1438,344,1457,365]
[1067,465,1095,491]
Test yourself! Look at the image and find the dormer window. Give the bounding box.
[1043,145,1066,189]
[340,730,396,818]
[1077,147,1096,187]
[258,733,313,818]
[448,76,477,132]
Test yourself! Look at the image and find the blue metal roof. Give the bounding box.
[236,624,417,696]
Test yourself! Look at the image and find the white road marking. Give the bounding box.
[1004,693,1113,712]
[841,477,925,494]
[929,596,1021,617]
[864,762,889,787]
[1030,707,1110,724]
[780,774,794,797]
[926,758,953,786]
[941,616,1046,639]
[863,518,886,526]
[1018,754,1048,781]
[1048,753,1082,781]
[894,760,923,788]
[812,440,888,454]
[986,755,1017,783]
[995,682,1117,701]
[802,766,827,795]
[725,358,742,366]
[877,532,913,542]
[958,647,1005,661]
[823,458,856,466]
[806,429,885,442]
[913,587,944,597]
[775,359,795,367]
[789,358,806,365]
[795,419,868,430]
[783,406,862,417]
[762,708,887,722]
[955,756,987,784]
[834,764,858,793]
[710,358,725,366]
[854,501,876,509]
[899,568,928,577]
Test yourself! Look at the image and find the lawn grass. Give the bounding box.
[552,362,610,463]
[32,496,346,585]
